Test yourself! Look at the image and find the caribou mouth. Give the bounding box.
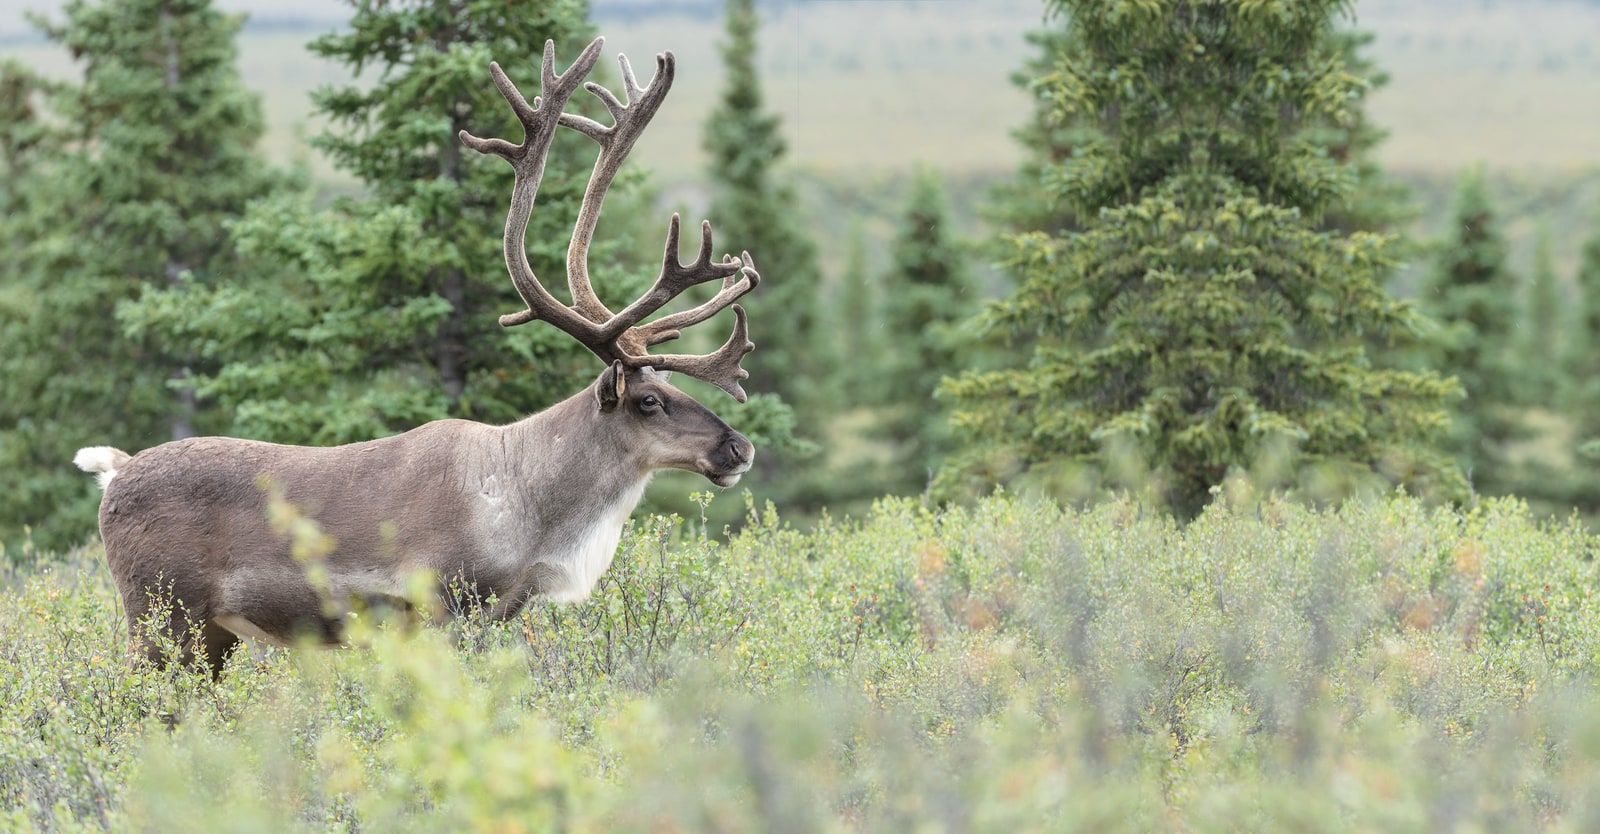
[705,460,751,488]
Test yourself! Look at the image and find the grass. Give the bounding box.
[6,491,1600,830]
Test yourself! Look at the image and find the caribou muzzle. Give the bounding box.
[702,432,755,488]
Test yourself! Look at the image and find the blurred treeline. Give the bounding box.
[4,0,1600,551]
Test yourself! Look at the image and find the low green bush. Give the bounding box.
[4,492,1600,831]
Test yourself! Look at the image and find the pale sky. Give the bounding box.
[0,0,342,36]
[1,0,694,37]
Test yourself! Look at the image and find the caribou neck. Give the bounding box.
[452,386,654,609]
[497,386,651,510]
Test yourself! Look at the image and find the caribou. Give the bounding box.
[74,36,760,671]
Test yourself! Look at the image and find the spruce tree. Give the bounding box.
[124,2,648,445]
[0,0,280,549]
[1569,216,1600,511]
[1577,218,1600,383]
[703,0,823,410]
[1513,227,1576,515]
[942,0,1463,515]
[1525,229,1565,399]
[881,168,972,490]
[1573,218,1600,434]
[1418,170,1521,492]
[833,226,877,405]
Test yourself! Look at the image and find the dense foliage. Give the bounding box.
[8,1,1600,827]
[943,0,1464,515]
[0,0,283,550]
[117,0,649,446]
[702,0,823,414]
[1418,169,1522,492]
[7,494,1600,830]
[1572,216,1600,503]
[879,168,973,491]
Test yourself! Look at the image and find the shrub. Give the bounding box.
[4,493,1600,830]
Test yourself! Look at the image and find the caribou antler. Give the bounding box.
[460,37,760,402]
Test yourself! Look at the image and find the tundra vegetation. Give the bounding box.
[6,0,1600,830]
[8,494,1600,830]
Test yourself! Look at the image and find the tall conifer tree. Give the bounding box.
[1525,230,1565,397]
[882,168,972,489]
[942,0,1462,514]
[1577,218,1600,384]
[0,0,279,548]
[1419,170,1521,491]
[1510,230,1572,513]
[1569,216,1600,513]
[703,0,823,410]
[834,226,877,404]
[125,1,648,445]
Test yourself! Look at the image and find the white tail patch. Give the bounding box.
[74,446,130,489]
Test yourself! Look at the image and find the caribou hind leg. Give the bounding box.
[197,622,241,677]
[121,592,240,679]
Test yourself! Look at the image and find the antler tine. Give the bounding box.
[558,50,677,324]
[460,37,619,354]
[641,305,757,403]
[633,248,760,348]
[460,39,603,165]
[618,53,647,102]
[599,214,747,346]
[491,62,539,127]
[468,39,763,400]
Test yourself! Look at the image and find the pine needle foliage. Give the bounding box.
[703,0,824,411]
[1418,170,1521,491]
[941,0,1464,515]
[0,0,282,549]
[881,168,974,490]
[118,1,656,446]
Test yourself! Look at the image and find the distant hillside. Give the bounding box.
[2,0,1594,278]
[7,0,1596,178]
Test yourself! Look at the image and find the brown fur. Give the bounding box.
[87,367,753,673]
[87,38,768,675]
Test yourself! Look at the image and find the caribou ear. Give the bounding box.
[596,360,626,412]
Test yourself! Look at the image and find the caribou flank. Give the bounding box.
[75,36,760,671]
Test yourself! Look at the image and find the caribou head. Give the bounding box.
[460,36,760,489]
[591,362,755,487]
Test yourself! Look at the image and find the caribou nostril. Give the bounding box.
[723,436,751,465]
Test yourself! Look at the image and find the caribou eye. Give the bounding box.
[638,395,662,414]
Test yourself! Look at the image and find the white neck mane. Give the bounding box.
[534,476,650,602]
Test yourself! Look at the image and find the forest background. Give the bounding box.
[3,0,1600,541]
[8,1,1600,830]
